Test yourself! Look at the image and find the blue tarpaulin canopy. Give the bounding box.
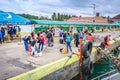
[0,11,31,24]
[0,11,8,23]
[112,21,120,25]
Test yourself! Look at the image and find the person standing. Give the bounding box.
[0,29,2,44]
[59,31,63,44]
[63,31,67,43]
[70,31,73,39]
[75,31,79,47]
[1,27,5,43]
[13,26,17,37]
[118,47,120,59]
[79,30,84,39]
[66,33,72,53]
[37,31,41,37]
[18,26,21,37]
[38,34,45,52]
[47,30,53,47]
[22,36,28,51]
[86,33,94,42]
[10,27,14,40]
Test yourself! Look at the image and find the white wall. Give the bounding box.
[19,25,34,32]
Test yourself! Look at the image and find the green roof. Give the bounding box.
[31,19,120,26]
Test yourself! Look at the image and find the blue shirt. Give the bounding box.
[66,36,72,42]
[75,33,79,40]
[0,31,2,38]
[1,29,5,36]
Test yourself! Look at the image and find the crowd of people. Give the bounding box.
[59,29,95,52]
[18,25,120,58]
[0,25,119,59]
[0,25,115,57]
[23,27,96,57]
[22,27,54,56]
[0,26,21,44]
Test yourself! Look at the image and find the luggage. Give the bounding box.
[38,52,42,57]
[48,42,53,47]
[60,48,63,52]
[62,48,68,54]
[59,48,68,54]
[50,42,54,46]
[28,44,32,52]
[59,39,63,44]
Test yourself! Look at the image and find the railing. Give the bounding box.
[92,69,119,80]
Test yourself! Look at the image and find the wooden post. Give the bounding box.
[79,39,83,80]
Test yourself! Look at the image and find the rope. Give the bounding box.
[102,52,117,69]
[114,48,119,56]
[53,55,72,80]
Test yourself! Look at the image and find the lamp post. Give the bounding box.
[92,4,96,23]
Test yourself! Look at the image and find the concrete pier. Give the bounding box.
[7,37,120,80]
[0,31,120,80]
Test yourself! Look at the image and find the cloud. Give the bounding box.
[0,0,120,18]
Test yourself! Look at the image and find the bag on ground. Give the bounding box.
[59,39,63,44]
[38,52,42,56]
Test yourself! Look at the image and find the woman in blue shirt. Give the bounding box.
[66,33,72,53]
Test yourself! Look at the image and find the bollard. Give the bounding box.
[18,33,23,45]
[7,34,11,43]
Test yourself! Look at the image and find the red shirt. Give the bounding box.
[40,36,44,42]
[86,35,93,41]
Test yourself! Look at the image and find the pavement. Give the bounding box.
[0,31,120,80]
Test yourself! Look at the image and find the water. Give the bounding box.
[71,59,116,80]
[72,48,119,80]
[92,63,115,78]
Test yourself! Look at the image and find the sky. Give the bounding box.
[0,0,120,18]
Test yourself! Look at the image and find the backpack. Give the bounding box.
[47,32,52,38]
[66,36,71,42]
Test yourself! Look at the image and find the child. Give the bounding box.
[31,38,37,56]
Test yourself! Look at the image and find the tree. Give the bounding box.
[18,14,39,19]
[52,12,57,20]
[51,13,72,21]
[57,13,61,20]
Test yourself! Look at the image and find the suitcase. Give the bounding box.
[59,39,63,44]
[28,44,32,52]
[48,42,54,47]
